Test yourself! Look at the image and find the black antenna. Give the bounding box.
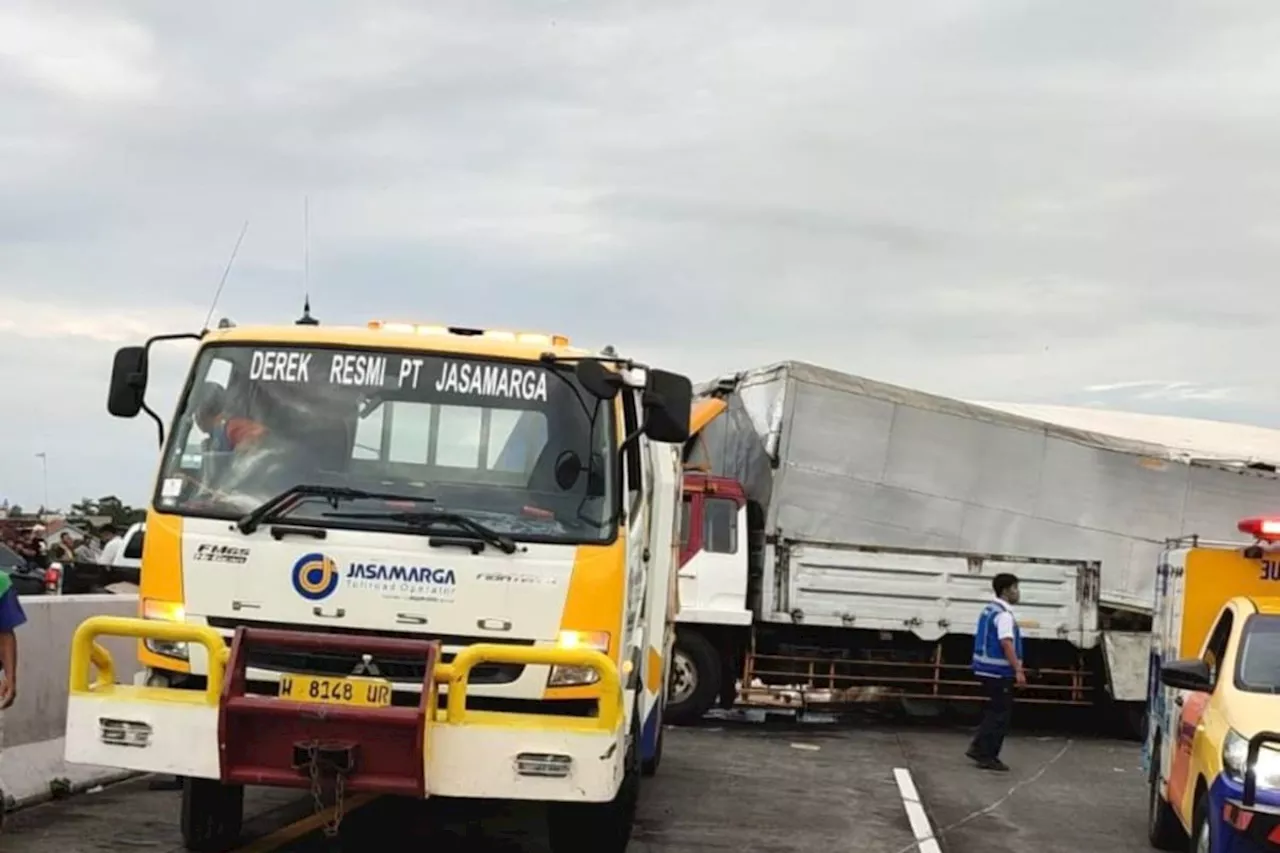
[295,196,319,325]
[202,219,250,332]
[303,195,310,296]
[296,295,319,325]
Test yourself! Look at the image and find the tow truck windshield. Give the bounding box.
[155,343,618,544]
[1236,614,1280,693]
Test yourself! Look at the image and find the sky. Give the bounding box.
[5,0,1280,509]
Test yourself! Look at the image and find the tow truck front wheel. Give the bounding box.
[547,716,641,853]
[180,777,244,853]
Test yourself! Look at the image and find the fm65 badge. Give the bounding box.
[193,544,250,565]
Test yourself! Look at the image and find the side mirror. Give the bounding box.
[1160,658,1214,692]
[642,369,692,444]
[107,346,149,418]
[553,450,583,491]
[575,359,621,400]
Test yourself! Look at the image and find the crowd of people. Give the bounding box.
[0,524,125,571]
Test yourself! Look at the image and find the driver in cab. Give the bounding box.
[193,384,267,452]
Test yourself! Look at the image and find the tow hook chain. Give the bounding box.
[303,741,348,838]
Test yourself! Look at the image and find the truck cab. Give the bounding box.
[668,472,753,720]
[677,473,751,625]
[1147,517,1280,852]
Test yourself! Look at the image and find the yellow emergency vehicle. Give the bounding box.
[64,316,694,853]
[1145,516,1280,852]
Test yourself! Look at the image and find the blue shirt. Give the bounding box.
[0,588,28,633]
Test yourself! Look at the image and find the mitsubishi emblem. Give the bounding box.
[351,653,382,677]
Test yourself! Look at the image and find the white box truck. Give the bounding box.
[666,361,1280,735]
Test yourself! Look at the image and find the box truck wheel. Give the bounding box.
[664,629,721,725]
[547,709,641,853]
[1146,735,1185,850]
[180,777,244,852]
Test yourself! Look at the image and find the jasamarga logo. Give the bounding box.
[345,563,457,599]
[347,564,456,585]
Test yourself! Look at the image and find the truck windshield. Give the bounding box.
[154,343,618,544]
[1236,614,1280,693]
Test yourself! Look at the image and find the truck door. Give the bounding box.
[621,390,651,699]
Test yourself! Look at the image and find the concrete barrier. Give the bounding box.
[2,594,141,809]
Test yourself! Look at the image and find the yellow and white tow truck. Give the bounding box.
[64,316,693,853]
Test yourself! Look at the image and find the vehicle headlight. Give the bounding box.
[547,630,610,687]
[1223,729,1280,789]
[142,598,189,661]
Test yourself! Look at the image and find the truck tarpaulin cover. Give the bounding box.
[693,361,1280,614]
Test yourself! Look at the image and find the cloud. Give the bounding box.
[0,295,203,343]
[0,296,200,510]
[1081,380,1240,403]
[0,5,159,102]
[4,1,1280,507]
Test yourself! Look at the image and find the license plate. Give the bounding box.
[277,674,393,708]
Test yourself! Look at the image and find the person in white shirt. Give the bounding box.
[96,526,123,566]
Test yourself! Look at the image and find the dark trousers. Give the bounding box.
[969,676,1013,760]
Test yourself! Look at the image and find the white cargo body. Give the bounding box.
[695,361,1280,615]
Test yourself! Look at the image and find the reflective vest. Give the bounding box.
[971,600,1023,678]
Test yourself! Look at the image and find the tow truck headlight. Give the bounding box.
[1223,729,1280,789]
[141,598,189,661]
[547,630,610,687]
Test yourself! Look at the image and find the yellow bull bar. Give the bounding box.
[68,616,623,731]
[439,643,620,728]
[69,616,229,703]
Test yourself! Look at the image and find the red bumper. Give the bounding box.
[219,627,439,797]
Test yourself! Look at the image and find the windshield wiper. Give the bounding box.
[236,485,436,535]
[321,509,518,554]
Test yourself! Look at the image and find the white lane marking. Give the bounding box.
[893,767,942,853]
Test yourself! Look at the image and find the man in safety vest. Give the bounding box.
[965,572,1024,772]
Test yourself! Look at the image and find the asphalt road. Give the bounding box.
[0,719,1152,853]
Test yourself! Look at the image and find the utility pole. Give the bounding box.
[34,451,48,512]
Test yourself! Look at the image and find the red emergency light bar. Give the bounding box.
[1238,517,1280,542]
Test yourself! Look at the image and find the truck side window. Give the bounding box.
[621,391,644,515]
[1203,609,1235,685]
[704,498,738,554]
[679,496,692,548]
[123,529,145,560]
